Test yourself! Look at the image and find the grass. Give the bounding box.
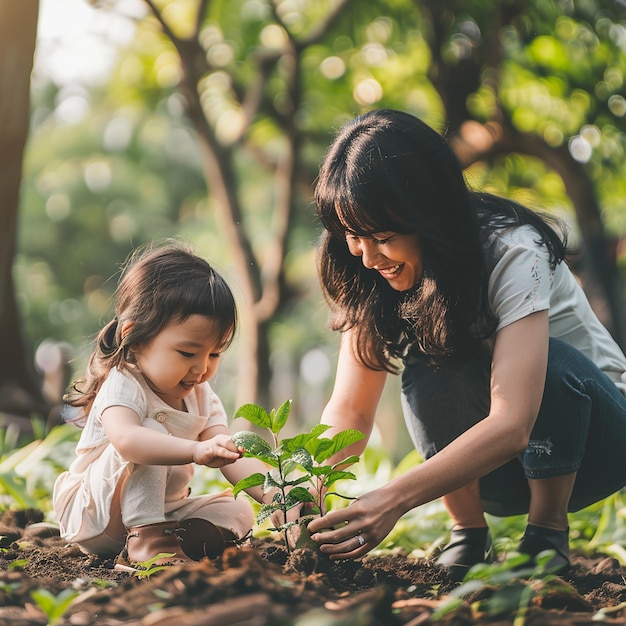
[0,422,79,513]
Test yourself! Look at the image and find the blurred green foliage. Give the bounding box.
[16,0,626,444]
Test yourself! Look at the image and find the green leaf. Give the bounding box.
[308,423,334,438]
[315,429,365,463]
[271,491,284,504]
[333,455,360,468]
[232,431,273,457]
[270,399,292,434]
[291,447,313,471]
[31,588,81,625]
[232,404,272,429]
[31,589,55,615]
[256,503,282,525]
[286,475,312,488]
[309,465,332,477]
[232,473,266,498]
[282,424,332,452]
[0,472,36,509]
[306,438,333,459]
[263,473,280,490]
[285,487,315,508]
[270,520,298,533]
[323,470,356,488]
[278,458,299,475]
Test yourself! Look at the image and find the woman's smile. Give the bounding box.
[346,232,422,291]
[374,263,403,279]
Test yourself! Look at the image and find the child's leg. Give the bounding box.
[166,490,255,539]
[101,475,127,540]
[120,463,169,528]
[119,414,195,529]
[115,417,195,567]
[116,464,194,567]
[164,490,255,559]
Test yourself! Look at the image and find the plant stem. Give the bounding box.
[275,455,291,554]
[316,476,325,516]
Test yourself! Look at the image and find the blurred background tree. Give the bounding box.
[3,0,626,455]
[0,0,46,424]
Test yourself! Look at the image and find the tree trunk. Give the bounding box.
[141,0,348,407]
[0,0,46,418]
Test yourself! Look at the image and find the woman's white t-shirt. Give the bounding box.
[486,224,626,394]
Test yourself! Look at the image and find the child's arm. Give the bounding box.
[102,406,241,467]
[199,423,270,504]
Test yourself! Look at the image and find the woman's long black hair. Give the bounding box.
[315,109,566,371]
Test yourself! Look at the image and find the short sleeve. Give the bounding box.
[488,228,552,331]
[76,368,147,450]
[95,368,148,417]
[195,382,228,428]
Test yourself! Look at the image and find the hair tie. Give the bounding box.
[121,321,134,340]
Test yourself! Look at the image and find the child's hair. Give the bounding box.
[65,240,237,416]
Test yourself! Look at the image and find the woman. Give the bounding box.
[306,109,626,581]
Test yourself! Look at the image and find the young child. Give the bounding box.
[53,241,264,569]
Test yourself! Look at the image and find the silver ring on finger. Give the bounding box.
[356,534,365,547]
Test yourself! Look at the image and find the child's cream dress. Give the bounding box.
[53,366,254,556]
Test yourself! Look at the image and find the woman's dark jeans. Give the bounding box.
[401,338,626,516]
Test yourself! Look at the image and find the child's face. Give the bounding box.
[132,314,227,409]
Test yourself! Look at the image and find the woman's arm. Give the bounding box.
[320,330,388,461]
[309,310,550,557]
[388,309,549,510]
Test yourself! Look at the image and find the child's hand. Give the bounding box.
[193,434,242,468]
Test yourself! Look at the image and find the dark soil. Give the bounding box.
[2,509,626,625]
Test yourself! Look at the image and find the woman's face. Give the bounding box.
[345,231,423,291]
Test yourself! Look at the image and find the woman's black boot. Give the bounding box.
[518,524,570,575]
[436,526,493,582]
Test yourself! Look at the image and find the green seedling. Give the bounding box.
[8,558,29,570]
[88,578,119,589]
[0,581,21,593]
[0,424,79,512]
[131,553,178,578]
[231,400,364,552]
[431,549,568,623]
[30,587,81,626]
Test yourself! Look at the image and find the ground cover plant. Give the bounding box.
[2,421,626,624]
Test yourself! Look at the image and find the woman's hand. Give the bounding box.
[193,434,242,468]
[307,486,402,559]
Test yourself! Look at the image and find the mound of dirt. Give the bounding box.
[1,509,626,625]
